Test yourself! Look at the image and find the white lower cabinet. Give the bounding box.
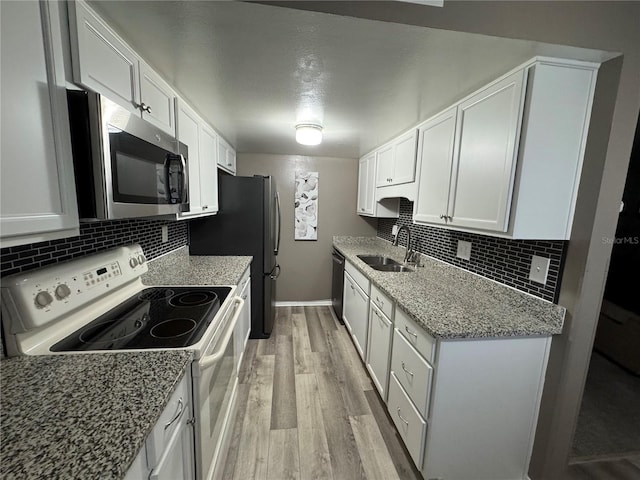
[125,373,194,480]
[366,303,392,399]
[388,373,427,467]
[342,271,369,360]
[339,264,553,479]
[390,329,433,418]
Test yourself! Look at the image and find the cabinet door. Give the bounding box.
[375,144,394,187]
[391,130,418,185]
[217,137,236,174]
[149,412,194,480]
[366,304,392,400]
[414,107,457,225]
[140,61,176,136]
[199,124,219,214]
[448,70,525,232]
[68,0,140,114]
[357,154,375,215]
[176,99,203,216]
[343,272,369,360]
[1,0,79,247]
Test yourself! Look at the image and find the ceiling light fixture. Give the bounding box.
[295,124,323,146]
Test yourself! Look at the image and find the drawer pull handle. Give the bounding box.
[397,408,409,426]
[376,296,384,306]
[401,361,414,377]
[404,326,418,339]
[164,398,184,431]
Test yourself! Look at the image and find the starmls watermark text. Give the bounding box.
[602,236,640,245]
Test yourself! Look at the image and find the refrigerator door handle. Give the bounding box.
[275,191,281,255]
[268,264,281,280]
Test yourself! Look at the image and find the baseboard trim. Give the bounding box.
[275,300,333,307]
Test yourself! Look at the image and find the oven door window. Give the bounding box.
[197,328,237,477]
[109,130,173,205]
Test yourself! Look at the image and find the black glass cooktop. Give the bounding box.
[51,286,231,351]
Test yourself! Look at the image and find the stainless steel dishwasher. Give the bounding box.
[331,249,345,323]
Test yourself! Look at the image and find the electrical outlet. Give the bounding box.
[456,240,472,260]
[392,225,399,236]
[529,255,550,284]
[161,225,168,243]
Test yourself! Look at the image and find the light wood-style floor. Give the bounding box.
[222,306,640,480]
[221,306,422,480]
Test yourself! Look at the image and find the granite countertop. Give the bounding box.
[1,350,193,480]
[142,246,252,286]
[333,236,565,339]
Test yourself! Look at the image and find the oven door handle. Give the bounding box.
[199,297,244,370]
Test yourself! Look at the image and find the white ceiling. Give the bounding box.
[88,1,611,158]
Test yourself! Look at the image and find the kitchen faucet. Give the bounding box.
[393,225,417,264]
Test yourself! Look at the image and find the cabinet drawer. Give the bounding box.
[146,372,190,467]
[391,329,433,418]
[395,308,436,363]
[345,260,370,295]
[370,284,393,319]
[388,373,427,468]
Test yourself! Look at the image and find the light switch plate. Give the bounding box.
[529,255,550,284]
[456,240,472,260]
[392,225,399,236]
[161,225,168,243]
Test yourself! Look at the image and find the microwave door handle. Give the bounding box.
[164,154,188,204]
[199,297,244,370]
[275,191,281,255]
[179,154,188,203]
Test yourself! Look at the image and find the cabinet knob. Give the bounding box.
[140,103,151,114]
[439,214,445,219]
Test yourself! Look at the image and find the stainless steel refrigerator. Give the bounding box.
[189,175,281,338]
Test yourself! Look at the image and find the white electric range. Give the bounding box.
[1,244,244,480]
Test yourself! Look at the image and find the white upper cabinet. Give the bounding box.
[357,155,372,215]
[448,70,525,232]
[139,61,177,135]
[376,130,418,187]
[217,136,236,175]
[176,99,203,217]
[414,107,457,225]
[199,124,219,213]
[69,0,176,136]
[357,153,400,218]
[375,144,394,187]
[175,98,218,218]
[0,0,79,248]
[414,58,597,239]
[69,0,138,114]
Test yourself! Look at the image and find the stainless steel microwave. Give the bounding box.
[67,90,188,221]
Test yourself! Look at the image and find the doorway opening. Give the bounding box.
[568,115,640,476]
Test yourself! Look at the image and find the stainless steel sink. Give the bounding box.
[357,255,401,266]
[370,264,414,272]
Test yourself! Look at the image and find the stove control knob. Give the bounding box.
[129,257,138,268]
[55,284,71,300]
[35,291,53,308]
[137,254,146,264]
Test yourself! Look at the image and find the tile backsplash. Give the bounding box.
[0,218,188,278]
[378,199,566,302]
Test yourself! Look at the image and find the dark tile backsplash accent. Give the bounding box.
[378,199,566,303]
[1,219,188,278]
